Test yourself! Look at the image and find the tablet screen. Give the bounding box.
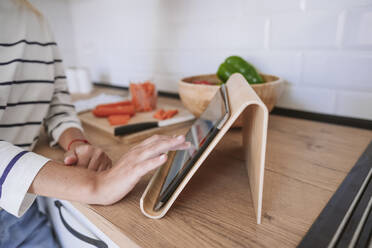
[155,85,229,209]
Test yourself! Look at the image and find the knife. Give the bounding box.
[114,115,195,136]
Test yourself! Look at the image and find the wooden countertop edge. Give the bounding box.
[46,114,372,248]
[71,202,140,248]
[62,89,372,247]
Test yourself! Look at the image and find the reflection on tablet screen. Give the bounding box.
[155,85,230,210]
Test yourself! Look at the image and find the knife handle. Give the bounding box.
[114,122,158,136]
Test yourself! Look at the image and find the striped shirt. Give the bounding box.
[0,0,82,217]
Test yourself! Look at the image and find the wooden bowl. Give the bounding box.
[178,73,284,127]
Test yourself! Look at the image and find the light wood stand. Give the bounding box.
[140,73,269,224]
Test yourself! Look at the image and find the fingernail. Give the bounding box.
[177,135,184,140]
[160,154,167,160]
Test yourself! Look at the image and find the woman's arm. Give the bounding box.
[29,135,190,205]
[58,127,86,151]
[28,160,98,203]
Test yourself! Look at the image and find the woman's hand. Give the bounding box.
[92,134,190,205]
[58,128,112,171]
[64,144,112,171]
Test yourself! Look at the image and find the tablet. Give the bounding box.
[154,84,230,210]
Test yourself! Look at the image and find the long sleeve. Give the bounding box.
[0,1,83,217]
[0,141,49,217]
[43,44,83,147]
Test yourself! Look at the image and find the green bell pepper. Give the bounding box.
[217,56,264,84]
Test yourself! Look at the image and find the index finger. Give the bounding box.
[136,135,186,162]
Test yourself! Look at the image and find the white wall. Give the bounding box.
[31,0,372,120]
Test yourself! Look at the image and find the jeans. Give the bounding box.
[0,201,60,248]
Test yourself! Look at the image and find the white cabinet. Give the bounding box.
[38,197,119,248]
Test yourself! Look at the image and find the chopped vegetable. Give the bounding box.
[92,105,135,117]
[164,109,178,119]
[192,80,214,85]
[96,100,132,109]
[108,114,131,126]
[153,109,165,120]
[153,109,178,120]
[130,81,157,112]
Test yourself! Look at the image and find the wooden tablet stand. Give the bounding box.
[140,73,269,224]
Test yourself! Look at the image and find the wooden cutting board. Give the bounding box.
[78,97,194,144]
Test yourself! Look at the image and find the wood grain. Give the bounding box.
[33,89,372,248]
[79,96,193,144]
[178,73,284,116]
[140,73,268,224]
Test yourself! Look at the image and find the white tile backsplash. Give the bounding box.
[270,12,339,49]
[343,7,372,48]
[276,85,336,114]
[242,51,303,85]
[262,0,302,13]
[153,16,267,50]
[214,16,267,49]
[155,0,245,22]
[305,0,372,10]
[335,91,372,120]
[30,0,372,120]
[302,51,372,92]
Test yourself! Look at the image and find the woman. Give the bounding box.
[0,1,189,247]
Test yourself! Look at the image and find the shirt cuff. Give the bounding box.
[50,121,83,147]
[0,152,50,217]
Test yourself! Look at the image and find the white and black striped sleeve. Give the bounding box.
[0,141,50,217]
[44,44,83,146]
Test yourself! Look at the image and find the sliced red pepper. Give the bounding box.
[192,80,214,85]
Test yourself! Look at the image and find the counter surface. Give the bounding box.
[34,91,372,247]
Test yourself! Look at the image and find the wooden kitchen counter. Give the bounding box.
[34,94,372,247]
